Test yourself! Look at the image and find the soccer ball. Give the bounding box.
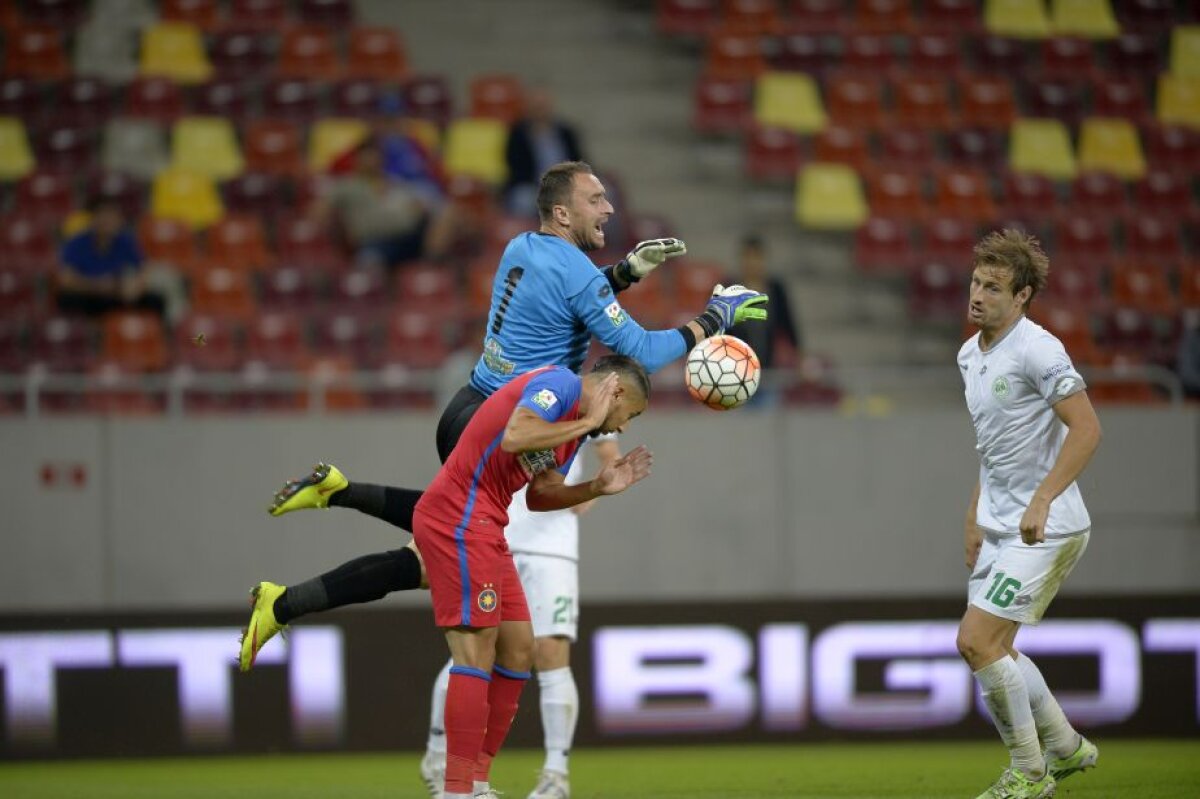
[685,335,761,410]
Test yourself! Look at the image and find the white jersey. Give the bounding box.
[958,316,1091,537]
[505,435,613,560]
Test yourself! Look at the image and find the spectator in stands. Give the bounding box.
[504,86,584,217]
[726,233,803,370]
[55,198,167,318]
[314,137,458,268]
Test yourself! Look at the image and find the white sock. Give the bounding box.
[975,656,1044,779]
[446,793,471,799]
[426,659,452,756]
[538,666,578,776]
[473,780,489,794]
[1016,652,1081,758]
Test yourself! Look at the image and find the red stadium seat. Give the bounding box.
[330,266,389,312]
[4,25,69,79]
[745,127,805,183]
[1104,32,1163,76]
[259,265,322,313]
[84,361,167,415]
[920,215,977,264]
[190,78,256,123]
[1091,76,1151,124]
[811,124,868,169]
[1180,261,1200,310]
[138,216,199,271]
[909,260,966,321]
[331,78,384,118]
[1068,171,1129,218]
[1035,306,1102,365]
[161,0,221,29]
[382,309,451,369]
[22,0,87,28]
[934,167,995,220]
[276,216,344,270]
[825,73,887,129]
[1114,0,1176,32]
[297,0,354,26]
[893,75,955,130]
[656,0,719,38]
[469,74,526,124]
[402,74,454,128]
[246,310,309,368]
[1024,79,1088,126]
[31,314,98,372]
[346,26,407,81]
[0,212,55,273]
[1038,262,1106,313]
[693,76,752,134]
[1001,171,1059,225]
[125,77,186,122]
[221,172,291,219]
[1054,215,1115,271]
[973,35,1028,74]
[33,123,97,174]
[205,213,272,272]
[1110,260,1176,315]
[922,0,980,34]
[102,311,169,372]
[261,78,322,122]
[228,0,290,30]
[854,215,916,275]
[772,32,826,74]
[1038,37,1098,81]
[854,0,913,33]
[244,119,304,175]
[0,76,47,120]
[313,310,379,366]
[958,75,1018,130]
[877,127,937,169]
[787,0,846,34]
[1132,170,1199,222]
[173,313,243,372]
[0,316,29,373]
[209,29,275,80]
[15,171,74,226]
[841,33,894,75]
[721,0,781,35]
[1141,124,1200,174]
[944,128,1007,170]
[51,77,115,127]
[674,259,727,307]
[276,26,341,80]
[1125,214,1183,261]
[0,267,38,319]
[704,29,767,80]
[395,261,459,308]
[865,168,926,219]
[86,172,148,220]
[908,33,963,76]
[191,266,257,320]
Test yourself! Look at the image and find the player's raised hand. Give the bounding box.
[706,283,769,329]
[624,238,686,279]
[582,372,620,430]
[592,445,653,496]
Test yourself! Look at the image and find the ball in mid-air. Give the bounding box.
[685,335,761,410]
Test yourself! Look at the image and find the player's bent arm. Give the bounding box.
[572,437,621,516]
[526,469,599,512]
[1032,391,1103,507]
[500,407,597,454]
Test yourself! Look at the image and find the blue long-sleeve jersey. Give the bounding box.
[469,232,688,395]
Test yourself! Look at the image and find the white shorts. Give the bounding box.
[968,530,1090,625]
[513,552,579,641]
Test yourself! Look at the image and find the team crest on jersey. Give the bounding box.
[478,584,498,613]
[991,376,1011,400]
[518,448,557,477]
[604,301,627,327]
[532,389,557,410]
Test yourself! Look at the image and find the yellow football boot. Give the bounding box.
[238,581,287,673]
[268,462,347,516]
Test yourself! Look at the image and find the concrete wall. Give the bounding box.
[2,407,1197,611]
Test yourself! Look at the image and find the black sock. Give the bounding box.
[328,483,422,532]
[274,547,423,624]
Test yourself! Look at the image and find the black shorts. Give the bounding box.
[435,384,487,463]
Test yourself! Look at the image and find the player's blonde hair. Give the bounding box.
[973,229,1050,311]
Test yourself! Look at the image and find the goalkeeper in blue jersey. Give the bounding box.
[240,161,768,672]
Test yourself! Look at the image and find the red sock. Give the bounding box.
[444,667,491,795]
[474,665,530,783]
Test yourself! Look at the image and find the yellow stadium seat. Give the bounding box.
[1077,117,1146,178]
[308,118,369,172]
[985,0,1050,39]
[150,168,224,230]
[170,116,244,181]
[755,72,827,134]
[443,117,508,184]
[1157,74,1200,129]
[1009,118,1078,179]
[140,23,212,84]
[1170,26,1200,78]
[795,163,867,230]
[0,116,35,181]
[1050,0,1119,39]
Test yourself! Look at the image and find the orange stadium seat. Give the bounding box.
[877,127,936,169]
[787,0,847,34]
[102,311,169,372]
[721,0,781,35]
[908,32,964,76]
[693,76,753,134]
[1110,260,1176,315]
[228,0,290,30]
[854,215,916,275]
[825,73,887,129]
[402,75,454,128]
[657,0,719,38]
[841,32,895,74]
[347,26,407,80]
[812,125,870,170]
[1180,261,1200,310]
[470,74,525,124]
[1067,171,1128,218]
[1035,306,1101,365]
[704,29,767,80]
[161,0,221,29]
[744,126,802,180]
[865,167,926,220]
[277,26,341,80]
[244,119,304,175]
[206,214,272,272]
[958,75,1017,129]
[4,25,69,79]
[854,0,913,33]
[675,259,727,306]
[191,266,257,320]
[933,167,997,220]
[893,75,955,130]
[139,215,199,271]
[174,313,243,372]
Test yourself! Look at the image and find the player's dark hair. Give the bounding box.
[537,161,594,222]
[973,228,1049,311]
[591,354,651,400]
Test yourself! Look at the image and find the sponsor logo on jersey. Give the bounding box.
[991,376,1011,400]
[604,301,627,327]
[518,449,558,477]
[1055,376,1078,396]
[482,337,515,375]
[478,585,498,613]
[1041,362,1072,381]
[532,389,557,410]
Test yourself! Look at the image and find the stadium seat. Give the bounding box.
[1091,76,1151,124]
[245,311,309,368]
[674,258,727,307]
[854,215,916,275]
[346,26,407,80]
[209,29,275,80]
[170,116,245,181]
[1141,124,1200,174]
[402,75,454,128]
[854,0,913,33]
[909,261,965,321]
[395,261,459,307]
[920,215,977,263]
[945,128,1008,170]
[1125,214,1184,261]
[908,33,964,76]
[787,0,847,34]
[0,212,55,273]
[754,72,826,133]
[1024,78,1088,125]
[794,163,867,230]
[1157,74,1200,129]
[1039,261,1106,312]
[0,117,36,181]
[140,23,213,84]
[222,171,291,219]
[923,0,982,34]
[102,311,169,372]
[772,32,826,74]
[1077,117,1145,179]
[261,78,322,123]
[1132,169,1199,222]
[877,127,937,169]
[174,313,243,372]
[865,167,926,219]
[934,167,996,220]
[0,268,38,320]
[443,118,509,184]
[1001,171,1059,223]
[704,30,767,80]
[469,74,525,124]
[51,77,115,127]
[297,0,354,26]
[825,73,886,129]
[958,76,1018,129]
[86,171,148,219]
[259,265,321,313]
[722,0,782,36]
[138,215,199,271]
[810,127,869,173]
[205,213,271,272]
[1038,36,1098,80]
[33,123,96,175]
[984,0,1050,38]
[313,310,379,367]
[150,168,224,230]
[1054,213,1114,269]
[190,78,256,123]
[1068,170,1128,217]
[308,118,369,172]
[973,35,1028,74]
[1110,259,1176,315]
[1009,118,1077,180]
[125,77,186,122]
[743,126,802,181]
[1170,26,1200,77]
[228,0,290,30]
[4,25,70,79]
[161,0,221,29]
[382,309,451,369]
[191,266,257,320]
[24,0,88,28]
[692,76,753,134]
[276,216,343,270]
[277,26,341,80]
[0,77,46,121]
[1181,261,1200,310]
[0,316,29,374]
[330,79,385,118]
[72,20,139,84]
[15,171,74,226]
[1036,306,1101,364]
[893,75,955,130]
[838,32,895,75]
[656,0,719,37]
[244,119,304,175]
[1104,31,1163,76]
[330,266,389,312]
[1098,306,1170,363]
[101,119,167,181]
[1050,0,1119,39]
[32,314,99,372]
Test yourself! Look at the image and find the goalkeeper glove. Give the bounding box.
[613,238,687,284]
[694,284,769,337]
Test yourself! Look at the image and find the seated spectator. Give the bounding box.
[503,86,584,217]
[56,199,167,318]
[725,233,803,371]
[313,138,457,268]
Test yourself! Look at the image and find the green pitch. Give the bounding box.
[2,740,1198,799]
